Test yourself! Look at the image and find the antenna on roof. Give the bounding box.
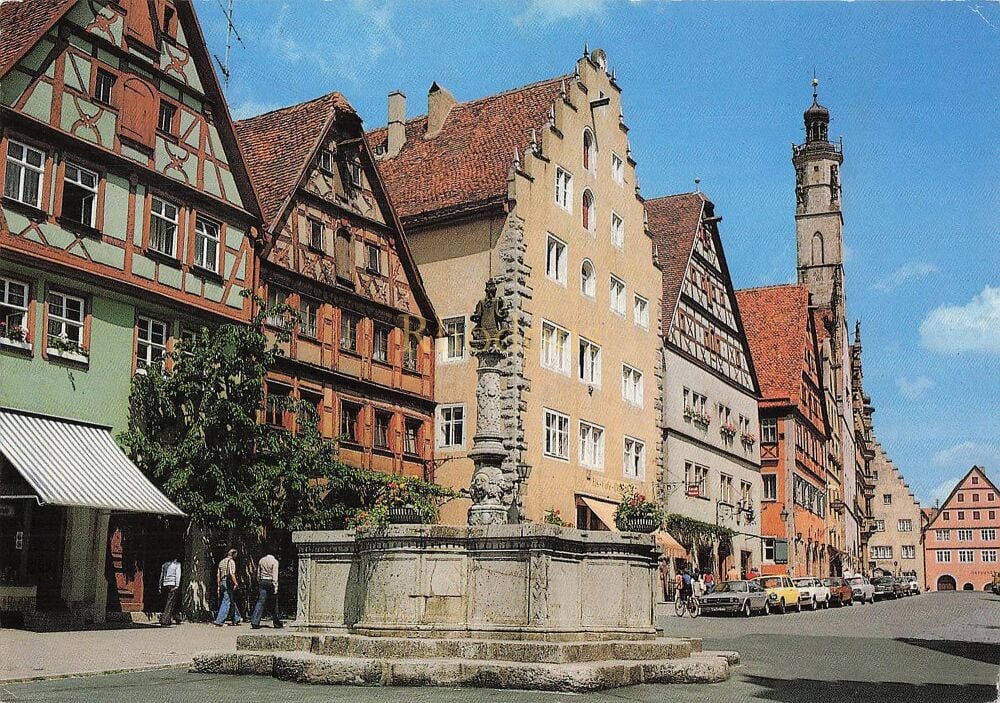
[212,0,245,93]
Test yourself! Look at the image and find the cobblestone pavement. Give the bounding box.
[1,591,997,703]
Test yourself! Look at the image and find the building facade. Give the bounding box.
[737,285,832,577]
[370,49,663,526]
[0,0,256,621]
[866,442,924,585]
[235,93,439,482]
[646,192,762,576]
[923,466,1000,592]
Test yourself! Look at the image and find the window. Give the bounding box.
[935,529,951,541]
[366,243,382,274]
[897,519,912,532]
[958,549,975,563]
[335,228,353,283]
[4,140,44,208]
[309,219,324,250]
[578,337,601,386]
[264,384,291,428]
[610,212,624,249]
[718,402,732,426]
[372,323,390,363]
[957,492,965,502]
[373,411,391,449]
[148,196,179,256]
[883,494,892,505]
[719,474,734,504]
[349,161,363,188]
[580,260,596,297]
[623,437,645,480]
[582,129,595,172]
[974,511,981,520]
[194,216,220,271]
[958,511,965,520]
[935,550,951,563]
[157,100,176,134]
[61,163,98,227]
[611,153,624,185]
[339,401,362,443]
[578,421,604,469]
[545,234,567,284]
[94,69,115,105]
[972,476,980,485]
[299,297,320,338]
[973,493,981,502]
[543,409,570,460]
[761,417,778,443]
[0,276,29,338]
[442,316,466,361]
[438,404,465,448]
[982,529,997,541]
[319,149,334,173]
[135,316,167,369]
[540,320,571,374]
[621,364,643,406]
[685,462,710,497]
[581,189,595,232]
[404,418,421,455]
[162,4,176,36]
[870,546,892,560]
[265,287,288,328]
[403,333,419,371]
[339,311,359,352]
[943,511,950,520]
[983,550,998,563]
[762,474,777,501]
[763,538,775,562]
[633,294,648,328]
[958,529,973,541]
[554,167,572,211]
[609,275,626,315]
[873,520,885,532]
[741,480,752,505]
[46,291,85,349]
[901,545,916,560]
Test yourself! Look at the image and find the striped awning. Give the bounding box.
[0,407,184,515]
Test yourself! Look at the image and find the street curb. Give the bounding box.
[0,661,190,684]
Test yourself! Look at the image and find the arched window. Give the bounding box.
[582,189,595,232]
[582,129,596,172]
[580,259,596,298]
[811,232,824,265]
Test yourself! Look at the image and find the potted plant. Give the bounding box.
[0,321,30,350]
[385,480,424,524]
[47,333,88,362]
[741,432,756,446]
[720,422,738,440]
[544,507,569,527]
[693,410,711,428]
[614,484,663,533]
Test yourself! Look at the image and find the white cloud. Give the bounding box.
[513,0,608,27]
[895,375,933,400]
[843,244,855,263]
[872,261,937,292]
[920,285,1000,354]
[932,441,1000,470]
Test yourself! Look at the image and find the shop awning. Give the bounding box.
[579,495,619,531]
[0,407,184,515]
[655,530,688,559]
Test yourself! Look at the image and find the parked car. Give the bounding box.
[751,575,801,614]
[872,576,901,600]
[793,577,831,610]
[847,575,875,603]
[822,576,854,607]
[698,580,771,617]
[899,571,920,595]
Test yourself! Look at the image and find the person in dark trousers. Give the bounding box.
[214,548,242,626]
[251,548,283,629]
[158,554,182,626]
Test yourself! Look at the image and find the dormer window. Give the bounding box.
[319,149,334,174]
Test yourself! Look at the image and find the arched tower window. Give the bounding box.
[811,232,824,265]
[582,189,595,232]
[580,259,596,297]
[583,129,596,172]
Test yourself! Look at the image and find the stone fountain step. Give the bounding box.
[236,632,702,664]
[190,649,731,692]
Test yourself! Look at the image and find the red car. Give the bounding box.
[821,577,854,606]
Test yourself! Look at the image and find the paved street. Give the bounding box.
[1,591,997,703]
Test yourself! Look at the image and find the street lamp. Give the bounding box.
[779,506,789,523]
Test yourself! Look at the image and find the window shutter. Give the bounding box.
[122,0,158,49]
[118,77,157,149]
[775,539,789,564]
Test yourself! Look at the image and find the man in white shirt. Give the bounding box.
[214,548,242,626]
[158,555,182,626]
[250,549,283,629]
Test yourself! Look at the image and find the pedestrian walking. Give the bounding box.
[158,554,182,627]
[214,548,242,626]
[251,548,283,629]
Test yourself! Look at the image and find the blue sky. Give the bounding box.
[196,0,1000,505]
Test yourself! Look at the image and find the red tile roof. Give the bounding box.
[735,284,811,408]
[644,192,706,328]
[234,92,356,229]
[0,0,75,78]
[367,75,568,224]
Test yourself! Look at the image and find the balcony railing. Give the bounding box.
[792,138,843,160]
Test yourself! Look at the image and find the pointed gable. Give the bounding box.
[927,466,1000,529]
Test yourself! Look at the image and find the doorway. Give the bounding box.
[936,575,956,591]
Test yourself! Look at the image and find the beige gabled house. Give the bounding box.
[867,442,924,584]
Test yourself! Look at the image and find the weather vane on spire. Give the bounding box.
[812,70,819,101]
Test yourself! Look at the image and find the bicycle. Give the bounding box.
[673,592,701,618]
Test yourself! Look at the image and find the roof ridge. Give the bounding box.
[737,282,806,293]
[646,191,705,203]
[235,91,348,125]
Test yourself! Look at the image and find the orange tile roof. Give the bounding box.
[644,192,706,328]
[0,0,75,78]
[735,284,811,408]
[234,92,356,229]
[367,75,568,224]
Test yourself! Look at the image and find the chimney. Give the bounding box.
[386,90,406,157]
[425,82,456,139]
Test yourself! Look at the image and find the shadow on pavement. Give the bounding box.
[743,675,996,703]
[896,638,1000,666]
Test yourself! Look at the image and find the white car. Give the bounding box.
[792,577,831,610]
[847,575,876,603]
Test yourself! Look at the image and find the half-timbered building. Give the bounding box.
[0,0,259,623]
[234,93,438,481]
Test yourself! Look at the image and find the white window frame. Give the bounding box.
[897,519,912,532]
[582,128,596,174]
[580,259,596,298]
[983,549,998,563]
[610,211,624,249]
[762,474,777,501]
[349,160,363,188]
[633,294,648,328]
[437,404,465,449]
[611,152,624,185]
[372,323,390,363]
[319,149,334,173]
[194,216,220,272]
[957,529,973,541]
[554,166,573,212]
[0,276,30,335]
[609,275,626,316]
[540,319,571,375]
[46,290,85,348]
[62,162,98,227]
[935,529,951,541]
[761,417,778,443]
[94,69,115,105]
[623,436,645,480]
[545,233,567,285]
[958,549,975,563]
[578,420,605,470]
[543,408,570,461]
[870,546,892,560]
[366,243,382,275]
[621,363,643,407]
[581,189,596,233]
[4,140,44,208]
[299,297,320,339]
[982,528,997,541]
[935,550,951,563]
[309,218,324,250]
[442,316,466,362]
[136,316,168,370]
[578,336,601,387]
[901,545,916,560]
[149,196,179,257]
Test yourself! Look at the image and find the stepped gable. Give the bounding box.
[367,75,568,224]
[644,192,705,329]
[736,284,812,409]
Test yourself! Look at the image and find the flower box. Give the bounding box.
[741,433,757,446]
[720,423,738,439]
[47,347,89,364]
[0,337,31,352]
[617,515,658,533]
